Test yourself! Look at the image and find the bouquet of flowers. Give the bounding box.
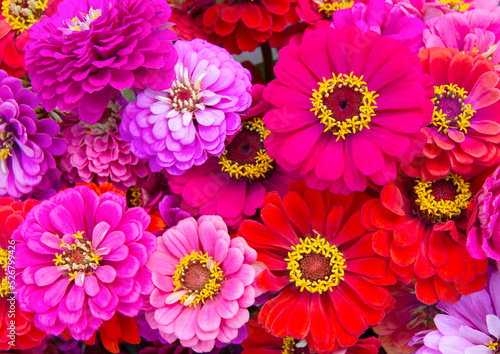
[2,0,500,353]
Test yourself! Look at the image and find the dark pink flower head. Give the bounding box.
[145,216,260,352]
[14,186,157,340]
[120,39,252,176]
[424,10,500,70]
[467,165,500,260]
[25,0,178,125]
[393,0,499,22]
[264,25,433,194]
[60,99,149,191]
[332,0,426,53]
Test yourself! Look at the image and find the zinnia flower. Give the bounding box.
[145,216,260,352]
[0,197,47,351]
[402,48,500,181]
[24,0,178,124]
[120,39,252,176]
[0,70,66,199]
[60,98,149,190]
[14,186,157,340]
[423,10,500,71]
[413,268,500,354]
[369,172,488,304]
[0,0,60,77]
[467,165,500,261]
[238,182,396,352]
[332,0,426,53]
[202,0,297,54]
[263,25,433,194]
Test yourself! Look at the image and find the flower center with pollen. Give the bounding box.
[172,251,224,307]
[0,121,14,164]
[162,64,205,114]
[53,231,102,282]
[413,173,472,224]
[486,339,500,352]
[126,186,143,208]
[0,247,10,297]
[219,117,274,181]
[285,233,346,294]
[65,7,101,32]
[1,0,47,33]
[314,0,354,16]
[311,72,378,141]
[438,0,470,11]
[431,84,475,134]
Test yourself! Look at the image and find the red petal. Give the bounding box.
[434,276,461,303]
[393,218,422,247]
[454,272,488,295]
[117,314,140,344]
[447,52,473,88]
[261,0,290,15]
[286,291,311,339]
[346,257,387,279]
[325,206,343,241]
[221,4,243,23]
[414,238,436,279]
[344,273,390,308]
[427,48,453,86]
[236,23,261,52]
[334,212,367,246]
[284,192,311,237]
[263,191,284,209]
[415,277,439,305]
[428,230,449,267]
[214,14,237,36]
[257,268,290,291]
[372,229,392,257]
[342,234,376,260]
[304,189,326,234]
[239,219,294,251]
[380,183,410,216]
[261,203,300,245]
[268,293,299,337]
[360,199,378,231]
[329,289,367,336]
[241,3,263,28]
[309,293,333,345]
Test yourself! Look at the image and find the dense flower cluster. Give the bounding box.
[5,0,500,353]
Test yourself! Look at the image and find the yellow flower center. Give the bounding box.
[314,0,354,16]
[0,120,14,163]
[285,233,346,294]
[486,340,499,351]
[311,72,378,141]
[438,0,470,11]
[282,336,296,354]
[126,186,142,208]
[219,117,274,181]
[0,247,10,297]
[1,0,47,33]
[172,251,224,307]
[413,173,472,223]
[53,231,102,282]
[431,84,475,134]
[66,7,101,32]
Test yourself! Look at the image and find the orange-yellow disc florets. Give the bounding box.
[438,0,470,11]
[1,0,48,33]
[432,84,475,134]
[314,0,354,16]
[172,250,224,307]
[286,233,346,294]
[311,72,378,141]
[0,247,10,297]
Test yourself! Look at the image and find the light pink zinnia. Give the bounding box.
[145,216,260,352]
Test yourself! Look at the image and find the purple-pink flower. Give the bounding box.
[332,0,426,53]
[120,39,252,176]
[0,70,66,199]
[60,99,149,190]
[14,186,156,340]
[145,216,260,352]
[25,0,178,125]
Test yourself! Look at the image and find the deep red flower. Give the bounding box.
[242,312,382,354]
[0,0,60,77]
[0,197,46,351]
[368,172,488,305]
[238,182,396,352]
[202,0,299,54]
[168,0,211,40]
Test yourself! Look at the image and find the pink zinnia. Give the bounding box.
[145,216,260,352]
[264,25,433,194]
[14,186,156,340]
[424,10,500,70]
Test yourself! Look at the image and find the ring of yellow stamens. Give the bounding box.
[127,186,142,208]
[413,173,472,222]
[315,0,354,16]
[1,0,47,33]
[486,340,499,351]
[53,231,102,282]
[310,72,378,141]
[285,233,346,294]
[0,248,10,297]
[431,84,475,134]
[282,336,296,354]
[172,251,224,308]
[438,0,470,11]
[219,117,274,181]
[0,130,14,162]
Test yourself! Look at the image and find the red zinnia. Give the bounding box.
[202,0,299,54]
[238,182,396,352]
[368,172,488,304]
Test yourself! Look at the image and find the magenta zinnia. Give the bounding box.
[263,25,433,194]
[14,186,156,340]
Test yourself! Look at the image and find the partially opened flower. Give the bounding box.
[25,0,178,124]
[238,182,396,352]
[369,172,488,304]
[0,197,47,351]
[413,268,500,354]
[332,0,426,53]
[264,25,433,194]
[423,10,500,71]
[0,70,66,199]
[14,186,156,340]
[120,39,252,176]
[145,216,260,352]
[402,48,500,181]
